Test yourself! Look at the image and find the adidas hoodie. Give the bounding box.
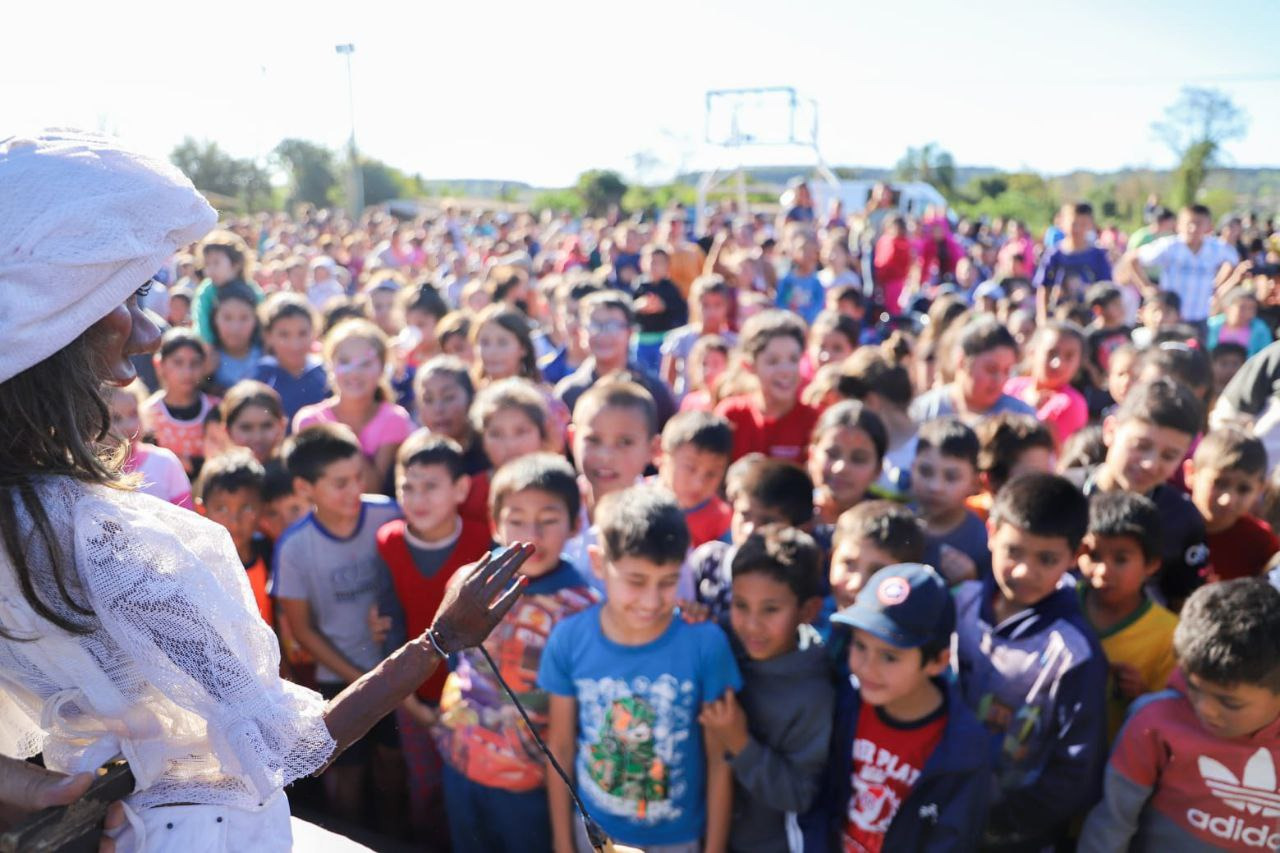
[1079,676,1280,851]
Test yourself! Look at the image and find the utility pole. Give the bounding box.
[335,43,364,217]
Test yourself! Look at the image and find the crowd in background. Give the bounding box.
[111,180,1280,851]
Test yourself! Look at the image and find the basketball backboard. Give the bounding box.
[704,87,818,149]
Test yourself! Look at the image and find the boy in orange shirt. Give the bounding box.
[195,448,273,626]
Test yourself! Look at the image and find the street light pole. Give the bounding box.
[335,43,364,217]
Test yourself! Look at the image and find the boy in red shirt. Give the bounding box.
[804,563,990,850]
[716,309,820,465]
[1183,425,1279,581]
[375,429,493,838]
[657,410,734,547]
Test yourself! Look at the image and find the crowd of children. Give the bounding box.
[110,190,1280,850]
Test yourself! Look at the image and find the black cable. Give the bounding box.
[478,644,610,852]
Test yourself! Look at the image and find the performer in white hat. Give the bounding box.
[0,130,532,850]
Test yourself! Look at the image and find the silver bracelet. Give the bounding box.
[425,627,451,658]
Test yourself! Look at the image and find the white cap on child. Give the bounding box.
[0,129,216,383]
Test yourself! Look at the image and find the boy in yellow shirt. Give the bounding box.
[1077,491,1178,743]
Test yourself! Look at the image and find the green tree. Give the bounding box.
[273,138,338,207]
[894,143,956,199]
[622,182,696,217]
[359,157,410,206]
[531,188,585,217]
[955,171,1059,232]
[575,170,628,217]
[1085,179,1120,220]
[170,137,273,210]
[968,175,1009,201]
[1153,87,1248,209]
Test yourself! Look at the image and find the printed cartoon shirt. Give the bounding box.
[434,560,599,792]
[844,700,948,853]
[538,605,743,847]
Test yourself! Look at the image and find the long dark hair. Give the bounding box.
[469,304,543,386]
[0,334,126,636]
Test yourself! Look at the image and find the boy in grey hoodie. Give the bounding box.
[700,524,835,852]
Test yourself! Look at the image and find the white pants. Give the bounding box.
[109,794,369,852]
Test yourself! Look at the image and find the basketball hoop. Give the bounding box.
[696,87,835,231]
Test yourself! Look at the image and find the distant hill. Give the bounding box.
[417,178,532,198]
[671,164,1280,214]
[676,164,1001,186]
[411,164,1280,215]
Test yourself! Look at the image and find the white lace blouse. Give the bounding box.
[0,477,335,810]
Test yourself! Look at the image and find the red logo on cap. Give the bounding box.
[877,576,910,606]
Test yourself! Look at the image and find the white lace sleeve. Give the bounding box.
[73,488,336,801]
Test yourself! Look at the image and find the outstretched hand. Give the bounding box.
[429,543,535,654]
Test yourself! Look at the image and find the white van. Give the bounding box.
[808,180,949,221]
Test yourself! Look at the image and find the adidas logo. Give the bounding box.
[1200,750,1280,817]
[1187,749,1280,848]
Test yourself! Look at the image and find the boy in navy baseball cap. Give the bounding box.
[801,564,990,851]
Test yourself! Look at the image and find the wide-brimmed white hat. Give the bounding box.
[0,130,216,383]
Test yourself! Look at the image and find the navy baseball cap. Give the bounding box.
[831,563,955,649]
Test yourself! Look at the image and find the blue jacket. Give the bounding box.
[954,577,1109,849]
[800,677,991,852]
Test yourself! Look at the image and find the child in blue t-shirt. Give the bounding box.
[540,485,742,852]
[252,292,328,424]
[774,232,825,325]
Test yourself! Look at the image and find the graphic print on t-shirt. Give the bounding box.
[435,584,597,791]
[1189,748,1280,848]
[331,556,382,602]
[576,674,694,824]
[1200,748,1280,817]
[846,738,924,851]
[589,696,669,814]
[843,701,946,853]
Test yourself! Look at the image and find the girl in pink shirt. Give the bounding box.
[108,380,193,509]
[293,318,413,493]
[1004,321,1088,446]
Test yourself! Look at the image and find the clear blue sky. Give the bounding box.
[5,0,1278,187]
